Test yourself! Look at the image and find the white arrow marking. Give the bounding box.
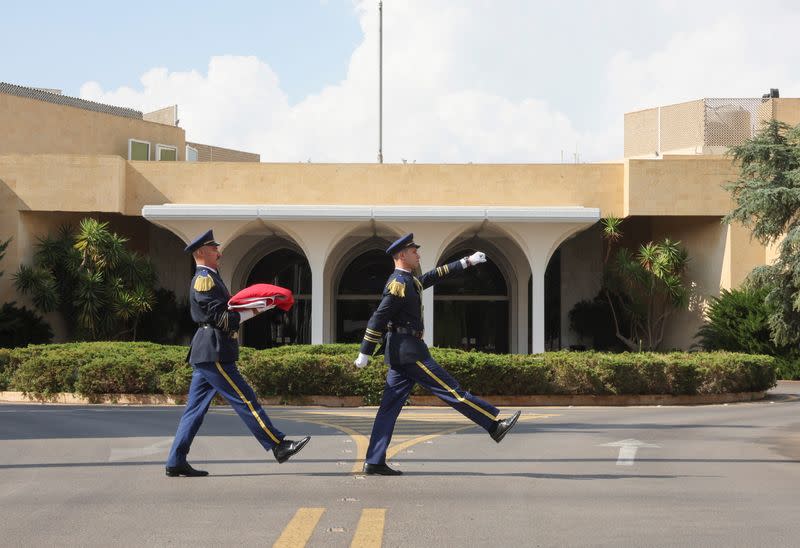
[109,439,174,462]
[599,438,660,466]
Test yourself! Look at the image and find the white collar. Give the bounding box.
[197,265,217,274]
[396,267,411,273]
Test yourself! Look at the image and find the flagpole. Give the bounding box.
[377,1,383,164]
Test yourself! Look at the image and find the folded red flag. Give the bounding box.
[228,284,295,312]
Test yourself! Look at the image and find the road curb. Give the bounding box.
[0,390,766,406]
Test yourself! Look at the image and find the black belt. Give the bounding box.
[390,326,424,338]
[197,323,238,339]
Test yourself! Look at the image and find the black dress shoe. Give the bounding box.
[273,436,311,463]
[363,462,403,476]
[490,410,522,443]
[165,463,209,477]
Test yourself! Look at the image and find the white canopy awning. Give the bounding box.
[142,204,600,223]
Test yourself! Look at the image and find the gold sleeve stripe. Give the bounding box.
[436,267,444,276]
[194,275,215,292]
[444,264,449,274]
[363,334,381,343]
[365,328,383,336]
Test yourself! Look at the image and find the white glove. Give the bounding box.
[467,251,486,266]
[354,353,370,368]
[234,306,269,323]
[237,309,255,322]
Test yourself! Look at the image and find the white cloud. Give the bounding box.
[80,1,800,164]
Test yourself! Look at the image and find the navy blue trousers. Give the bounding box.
[365,356,500,465]
[167,361,285,467]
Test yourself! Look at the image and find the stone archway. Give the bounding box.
[322,223,402,343]
[223,232,312,349]
[240,246,312,349]
[435,229,528,353]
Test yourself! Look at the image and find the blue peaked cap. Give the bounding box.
[386,233,420,255]
[184,229,220,254]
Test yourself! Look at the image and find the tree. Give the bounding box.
[600,217,690,351]
[724,119,800,347]
[14,218,156,340]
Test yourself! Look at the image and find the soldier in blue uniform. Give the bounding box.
[165,229,310,477]
[354,233,522,475]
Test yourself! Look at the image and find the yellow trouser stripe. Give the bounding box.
[351,508,386,548]
[215,362,281,444]
[416,361,498,420]
[273,508,326,548]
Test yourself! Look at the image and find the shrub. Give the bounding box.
[5,342,777,400]
[0,347,12,390]
[696,287,800,379]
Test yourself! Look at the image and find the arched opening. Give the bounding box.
[242,248,311,349]
[335,247,394,342]
[434,248,509,353]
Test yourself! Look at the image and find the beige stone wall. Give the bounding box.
[143,105,177,126]
[0,154,127,213]
[772,98,800,127]
[624,108,659,158]
[721,221,766,289]
[649,216,728,350]
[186,142,260,162]
[659,100,705,153]
[625,156,738,216]
[124,161,625,215]
[0,92,185,159]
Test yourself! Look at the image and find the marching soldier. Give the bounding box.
[354,233,521,475]
[166,229,310,477]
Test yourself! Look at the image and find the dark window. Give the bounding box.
[434,250,509,353]
[337,248,394,342]
[242,248,311,349]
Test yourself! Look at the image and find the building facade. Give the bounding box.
[2,81,796,353]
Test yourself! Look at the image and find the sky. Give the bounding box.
[2,0,799,163]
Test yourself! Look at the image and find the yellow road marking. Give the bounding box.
[211,408,557,472]
[288,418,370,473]
[273,507,326,548]
[385,424,477,460]
[351,508,386,548]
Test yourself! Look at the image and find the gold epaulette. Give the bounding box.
[194,274,215,292]
[386,279,406,297]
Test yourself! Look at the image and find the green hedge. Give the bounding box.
[1,342,777,403]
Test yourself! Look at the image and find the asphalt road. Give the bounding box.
[1,382,799,547]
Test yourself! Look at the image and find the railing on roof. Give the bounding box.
[624,98,775,158]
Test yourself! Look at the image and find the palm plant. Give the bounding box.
[14,218,156,340]
[601,217,690,351]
